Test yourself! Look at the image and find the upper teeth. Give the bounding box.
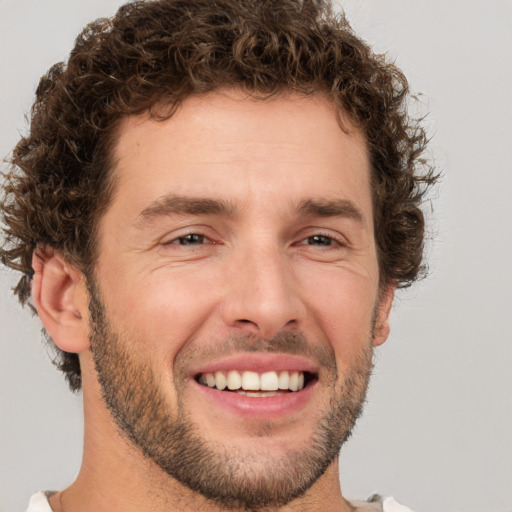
[198,370,305,392]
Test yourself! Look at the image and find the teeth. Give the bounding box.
[289,371,299,391]
[278,371,289,390]
[205,373,216,387]
[237,390,285,397]
[199,370,307,393]
[242,371,260,390]
[227,370,242,390]
[260,371,279,391]
[298,372,304,390]
[215,371,227,390]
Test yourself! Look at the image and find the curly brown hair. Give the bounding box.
[1,0,437,391]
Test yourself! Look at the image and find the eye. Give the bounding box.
[294,231,348,262]
[305,235,336,246]
[167,233,209,246]
[298,233,345,248]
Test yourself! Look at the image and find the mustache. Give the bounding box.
[175,331,337,375]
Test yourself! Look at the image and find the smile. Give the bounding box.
[196,370,317,395]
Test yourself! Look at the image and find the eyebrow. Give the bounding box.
[136,194,366,228]
[297,198,366,226]
[137,195,237,226]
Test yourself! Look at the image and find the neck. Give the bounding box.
[49,463,353,512]
[49,366,354,512]
[49,427,353,512]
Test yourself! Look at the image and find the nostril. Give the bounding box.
[235,319,259,327]
[232,318,261,335]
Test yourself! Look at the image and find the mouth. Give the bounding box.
[195,370,317,397]
[189,354,320,418]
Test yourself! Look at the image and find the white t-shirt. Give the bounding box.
[27,491,414,511]
[27,492,53,512]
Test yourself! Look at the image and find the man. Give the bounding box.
[0,0,436,511]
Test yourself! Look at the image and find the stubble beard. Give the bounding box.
[87,278,375,511]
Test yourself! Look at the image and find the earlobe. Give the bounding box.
[372,285,395,347]
[31,247,90,353]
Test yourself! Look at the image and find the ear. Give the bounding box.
[31,247,90,353]
[372,285,395,347]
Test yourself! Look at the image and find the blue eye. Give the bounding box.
[306,235,335,246]
[172,234,207,245]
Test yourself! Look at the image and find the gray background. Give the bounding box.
[1,1,511,511]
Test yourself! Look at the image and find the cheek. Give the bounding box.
[298,267,378,369]
[101,265,222,357]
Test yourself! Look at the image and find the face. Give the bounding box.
[87,90,391,509]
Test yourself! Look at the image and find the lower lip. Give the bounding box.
[192,379,317,420]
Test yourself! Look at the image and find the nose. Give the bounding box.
[220,243,305,339]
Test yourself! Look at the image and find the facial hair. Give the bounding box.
[87,277,375,511]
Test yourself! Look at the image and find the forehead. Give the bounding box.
[110,89,371,220]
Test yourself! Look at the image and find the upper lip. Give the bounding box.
[189,353,320,378]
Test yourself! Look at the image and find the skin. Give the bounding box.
[32,89,394,512]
